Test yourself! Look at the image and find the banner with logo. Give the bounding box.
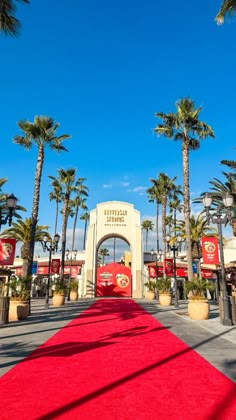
[96,262,131,297]
[149,265,164,278]
[201,237,219,265]
[0,238,16,265]
[51,259,60,274]
[64,266,80,277]
[149,266,157,278]
[164,258,174,276]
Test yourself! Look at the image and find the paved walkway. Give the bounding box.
[0,298,236,382]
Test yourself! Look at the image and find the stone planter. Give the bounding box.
[9,300,29,321]
[52,294,65,307]
[159,293,172,306]
[188,299,209,320]
[69,290,78,301]
[145,290,155,300]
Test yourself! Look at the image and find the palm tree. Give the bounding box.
[157,173,179,273]
[169,195,183,227]
[0,0,30,36]
[154,98,215,281]
[70,178,88,251]
[0,218,49,276]
[49,168,76,282]
[165,214,173,235]
[146,179,162,252]
[216,1,236,24]
[141,219,154,252]
[49,178,62,235]
[98,248,110,265]
[209,171,236,236]
[0,177,26,224]
[14,116,71,277]
[80,211,90,250]
[175,214,217,276]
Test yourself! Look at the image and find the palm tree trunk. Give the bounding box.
[83,219,88,250]
[156,200,160,252]
[71,206,79,251]
[145,230,148,252]
[182,141,193,281]
[26,146,44,278]
[54,201,59,236]
[162,195,167,279]
[60,194,69,283]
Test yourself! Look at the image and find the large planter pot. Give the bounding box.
[9,300,29,321]
[52,294,65,307]
[145,290,155,300]
[0,296,10,325]
[159,293,172,306]
[70,290,78,301]
[188,299,209,320]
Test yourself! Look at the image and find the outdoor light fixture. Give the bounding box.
[166,235,183,308]
[40,233,60,309]
[65,249,78,301]
[203,192,233,326]
[0,193,18,230]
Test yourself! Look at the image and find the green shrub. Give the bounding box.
[156,278,171,293]
[54,282,66,295]
[185,277,215,300]
[144,280,156,291]
[10,277,31,301]
[70,280,78,291]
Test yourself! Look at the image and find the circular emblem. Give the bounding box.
[116,274,129,288]
[204,242,216,253]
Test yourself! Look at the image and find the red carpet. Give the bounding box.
[0,299,235,420]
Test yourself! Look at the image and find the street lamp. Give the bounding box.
[203,192,233,326]
[65,249,77,301]
[0,194,18,230]
[166,235,182,308]
[40,233,60,309]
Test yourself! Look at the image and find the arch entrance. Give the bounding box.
[84,201,143,298]
[96,235,132,297]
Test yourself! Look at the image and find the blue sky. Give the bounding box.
[1,0,236,252]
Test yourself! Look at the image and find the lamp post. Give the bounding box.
[0,194,18,230]
[203,192,233,326]
[40,233,60,309]
[166,235,182,308]
[65,249,77,301]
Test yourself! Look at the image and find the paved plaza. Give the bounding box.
[1,298,235,382]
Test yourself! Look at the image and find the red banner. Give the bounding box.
[0,238,16,265]
[201,237,219,265]
[37,266,49,275]
[96,262,131,297]
[149,265,164,278]
[164,258,174,276]
[64,266,80,278]
[36,265,80,277]
[201,269,213,278]
[51,259,60,274]
[149,266,157,278]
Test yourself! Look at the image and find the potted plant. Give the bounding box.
[52,282,66,306]
[144,279,156,300]
[156,277,172,306]
[185,277,215,320]
[69,279,78,301]
[9,277,30,321]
